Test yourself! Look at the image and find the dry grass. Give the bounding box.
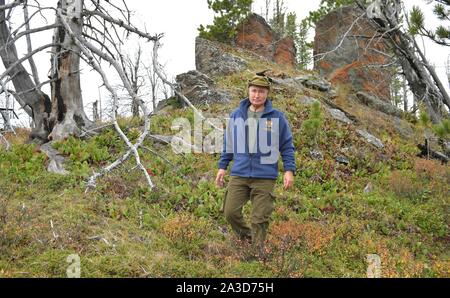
[268,220,334,253]
[363,237,426,278]
[413,158,449,180]
[388,170,422,199]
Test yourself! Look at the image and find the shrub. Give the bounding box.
[301,101,323,148]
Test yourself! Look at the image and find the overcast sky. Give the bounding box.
[1,0,449,127]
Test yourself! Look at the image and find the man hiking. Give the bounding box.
[215,74,296,257]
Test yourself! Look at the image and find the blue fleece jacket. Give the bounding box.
[218,98,296,179]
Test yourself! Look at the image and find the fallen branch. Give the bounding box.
[39,142,69,175]
[417,139,449,164]
[85,149,133,192]
[79,122,114,138]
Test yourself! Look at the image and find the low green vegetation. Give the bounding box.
[0,46,448,278]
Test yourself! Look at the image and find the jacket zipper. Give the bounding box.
[244,103,269,178]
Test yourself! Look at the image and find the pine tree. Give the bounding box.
[302,101,323,149]
[285,12,297,40]
[297,19,313,69]
[198,0,253,43]
[409,1,450,47]
[269,0,287,37]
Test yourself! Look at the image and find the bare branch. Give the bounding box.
[23,3,40,86]
[10,78,56,96]
[0,42,58,82]
[83,9,162,41]
[0,24,58,53]
[152,40,224,132]
[0,0,23,11]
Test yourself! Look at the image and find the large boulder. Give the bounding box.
[272,74,332,93]
[235,13,296,68]
[356,129,385,149]
[293,74,332,92]
[195,37,247,77]
[314,5,392,101]
[327,108,353,124]
[175,70,232,106]
[356,91,404,118]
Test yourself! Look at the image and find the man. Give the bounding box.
[215,74,296,256]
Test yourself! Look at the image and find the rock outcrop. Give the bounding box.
[235,13,296,68]
[172,36,401,154]
[175,70,231,106]
[314,5,392,101]
[272,74,332,93]
[195,37,247,77]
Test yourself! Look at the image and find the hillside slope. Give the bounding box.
[0,39,448,278]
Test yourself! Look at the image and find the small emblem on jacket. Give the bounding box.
[266,120,272,131]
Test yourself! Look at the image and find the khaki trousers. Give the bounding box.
[223,176,276,250]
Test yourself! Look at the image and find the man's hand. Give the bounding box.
[283,171,294,190]
[215,169,226,188]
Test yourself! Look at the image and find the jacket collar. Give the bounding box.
[238,97,274,118]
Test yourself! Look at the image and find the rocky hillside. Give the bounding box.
[0,36,448,278]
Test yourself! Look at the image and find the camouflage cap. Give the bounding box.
[248,75,271,90]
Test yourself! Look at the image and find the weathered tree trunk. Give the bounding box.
[131,73,140,118]
[92,100,99,122]
[122,47,142,118]
[49,0,91,141]
[393,33,444,124]
[360,0,449,124]
[0,109,11,130]
[0,0,51,142]
[403,77,408,112]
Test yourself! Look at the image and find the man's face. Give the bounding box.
[249,85,269,108]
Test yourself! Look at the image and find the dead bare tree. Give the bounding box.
[0,0,164,142]
[48,0,92,141]
[0,0,225,190]
[144,55,161,112]
[0,85,13,131]
[0,0,53,142]
[55,3,162,190]
[0,1,167,190]
[119,45,171,116]
[120,46,144,117]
